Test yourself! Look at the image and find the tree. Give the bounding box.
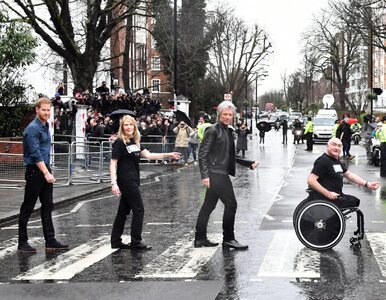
[152,0,210,113]
[206,7,272,109]
[302,8,362,112]
[331,0,386,52]
[0,0,150,92]
[0,12,37,137]
[282,71,306,111]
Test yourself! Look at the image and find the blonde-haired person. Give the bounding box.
[110,115,180,250]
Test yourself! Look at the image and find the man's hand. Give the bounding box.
[201,178,210,188]
[250,161,259,170]
[44,172,56,184]
[367,181,380,190]
[327,191,340,200]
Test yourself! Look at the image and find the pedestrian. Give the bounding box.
[331,119,340,138]
[281,119,288,144]
[197,115,212,143]
[376,116,386,177]
[110,115,180,249]
[173,121,193,166]
[304,116,314,151]
[18,97,69,253]
[235,123,250,158]
[361,115,375,163]
[340,118,354,159]
[194,101,258,250]
[307,138,379,207]
[188,127,199,164]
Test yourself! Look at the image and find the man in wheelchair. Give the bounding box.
[293,138,380,250]
[307,138,379,206]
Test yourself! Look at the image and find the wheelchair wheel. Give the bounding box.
[294,200,346,251]
[292,198,311,227]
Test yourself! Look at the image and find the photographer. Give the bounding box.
[173,121,193,166]
[235,123,250,158]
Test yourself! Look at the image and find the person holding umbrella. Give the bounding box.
[256,121,270,144]
[110,115,180,250]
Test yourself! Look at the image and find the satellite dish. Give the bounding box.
[322,94,334,109]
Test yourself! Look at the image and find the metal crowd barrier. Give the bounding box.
[0,134,176,189]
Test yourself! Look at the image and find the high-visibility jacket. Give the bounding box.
[376,124,386,142]
[332,123,339,137]
[304,121,314,135]
[197,122,212,142]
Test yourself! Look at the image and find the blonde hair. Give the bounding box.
[117,115,141,145]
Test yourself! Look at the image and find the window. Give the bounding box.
[151,36,156,49]
[152,57,161,70]
[152,79,160,92]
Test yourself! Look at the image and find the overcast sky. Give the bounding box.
[207,0,329,96]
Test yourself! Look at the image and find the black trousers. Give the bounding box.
[380,142,386,177]
[195,173,237,242]
[305,132,313,150]
[19,165,55,244]
[342,138,352,157]
[111,182,144,245]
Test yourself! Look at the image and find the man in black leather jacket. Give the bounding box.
[194,101,258,250]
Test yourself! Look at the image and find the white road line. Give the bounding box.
[213,221,248,224]
[257,231,320,279]
[146,222,178,226]
[367,233,386,277]
[14,235,129,281]
[0,237,43,259]
[75,224,112,227]
[70,195,115,213]
[265,214,275,221]
[135,233,221,279]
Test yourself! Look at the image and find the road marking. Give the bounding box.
[146,222,178,226]
[0,237,43,259]
[367,233,386,277]
[257,231,320,279]
[75,224,112,227]
[264,214,275,221]
[14,235,129,281]
[70,195,115,213]
[135,234,221,279]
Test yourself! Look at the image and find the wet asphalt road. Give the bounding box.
[0,131,385,299]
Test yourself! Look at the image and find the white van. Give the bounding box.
[317,109,337,118]
[313,116,337,143]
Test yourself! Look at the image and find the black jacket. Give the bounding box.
[199,122,253,179]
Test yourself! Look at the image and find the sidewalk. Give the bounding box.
[0,164,174,224]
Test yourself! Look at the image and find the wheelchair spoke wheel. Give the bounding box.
[294,200,345,251]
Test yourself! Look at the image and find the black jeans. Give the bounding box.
[111,182,144,246]
[342,138,351,156]
[380,142,386,176]
[19,165,55,244]
[305,132,313,150]
[195,173,237,242]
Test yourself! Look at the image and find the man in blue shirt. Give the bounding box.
[18,97,69,253]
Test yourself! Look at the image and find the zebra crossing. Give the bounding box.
[0,231,384,283]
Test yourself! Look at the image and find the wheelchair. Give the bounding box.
[293,195,364,251]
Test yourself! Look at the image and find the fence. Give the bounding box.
[0,134,176,189]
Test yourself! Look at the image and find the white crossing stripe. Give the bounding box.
[14,235,129,281]
[0,237,44,259]
[257,231,320,278]
[135,234,221,279]
[265,214,275,221]
[367,233,386,277]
